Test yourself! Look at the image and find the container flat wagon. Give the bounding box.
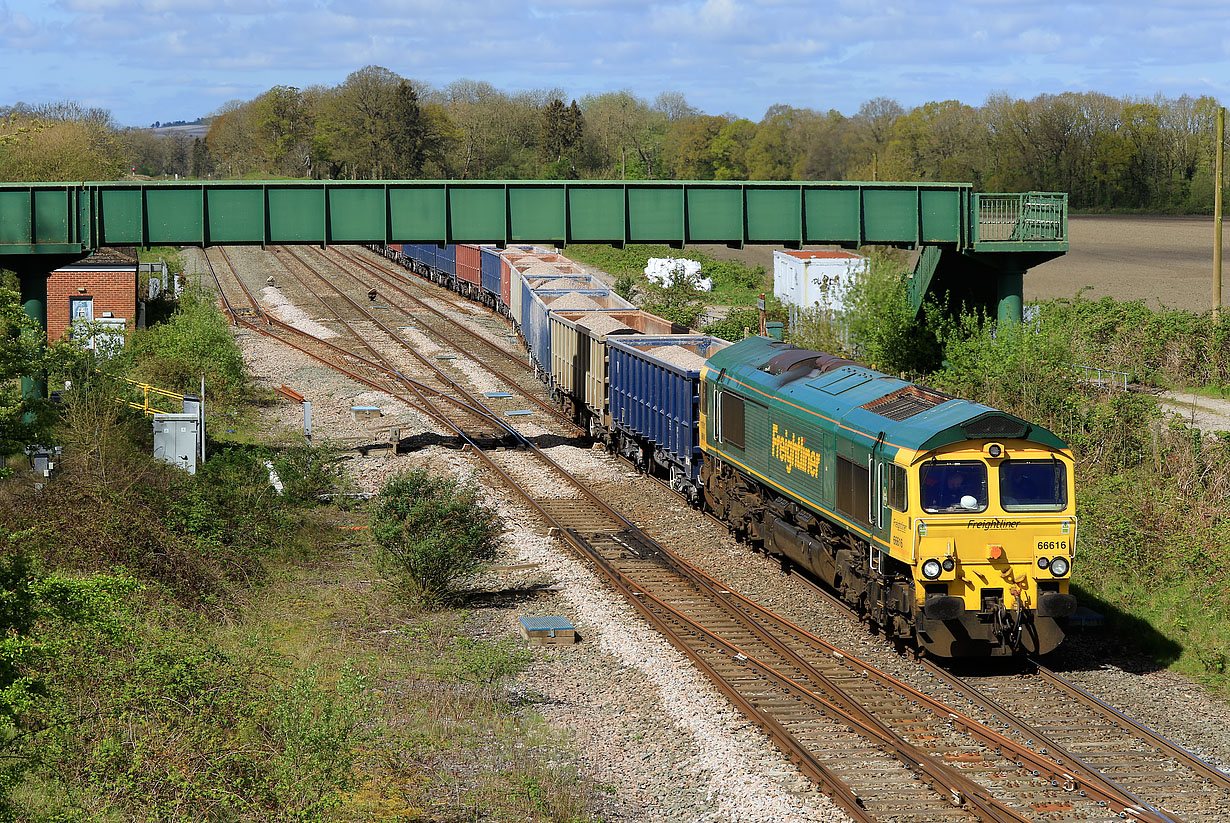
[456,244,483,299]
[480,246,502,307]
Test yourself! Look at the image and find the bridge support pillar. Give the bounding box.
[17,270,48,400]
[996,270,1024,325]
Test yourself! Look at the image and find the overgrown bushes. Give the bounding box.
[373,469,502,607]
[18,592,368,822]
[1041,293,1230,388]
[128,290,247,402]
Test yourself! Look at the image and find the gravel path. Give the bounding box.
[201,244,1230,821]
[1161,389,1230,433]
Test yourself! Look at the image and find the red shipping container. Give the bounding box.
[456,243,482,287]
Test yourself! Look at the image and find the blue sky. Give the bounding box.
[2,0,1227,127]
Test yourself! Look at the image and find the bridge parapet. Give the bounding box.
[0,181,1067,258]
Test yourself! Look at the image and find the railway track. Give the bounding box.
[266,244,584,441]
[201,244,1227,823]
[204,246,501,436]
[785,568,1230,821]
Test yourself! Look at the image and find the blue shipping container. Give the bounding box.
[607,336,731,480]
[436,244,457,278]
[407,244,430,269]
[480,247,502,297]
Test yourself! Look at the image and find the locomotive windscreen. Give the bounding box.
[999,460,1067,511]
[920,461,988,513]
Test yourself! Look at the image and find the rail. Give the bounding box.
[288,244,1188,822]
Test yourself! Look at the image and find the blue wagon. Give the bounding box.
[480,246,502,305]
[607,335,730,501]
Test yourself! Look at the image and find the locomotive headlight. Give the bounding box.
[1049,556,1070,577]
[922,559,943,579]
[1037,556,1050,570]
[942,557,955,572]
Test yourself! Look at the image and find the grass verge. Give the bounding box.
[566,243,769,307]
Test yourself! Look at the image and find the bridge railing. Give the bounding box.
[973,193,1067,243]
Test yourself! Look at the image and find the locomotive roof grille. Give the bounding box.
[861,385,953,421]
[960,413,1029,439]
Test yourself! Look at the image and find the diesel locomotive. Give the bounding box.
[699,337,1077,657]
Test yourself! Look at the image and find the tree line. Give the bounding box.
[2,68,1227,213]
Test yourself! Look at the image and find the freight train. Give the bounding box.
[374,243,1078,658]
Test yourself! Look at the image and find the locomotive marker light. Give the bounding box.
[986,443,1003,458]
[1049,556,1070,577]
[942,557,955,572]
[1037,557,1051,570]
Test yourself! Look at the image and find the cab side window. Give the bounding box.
[886,464,907,512]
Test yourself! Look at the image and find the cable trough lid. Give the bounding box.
[518,616,577,645]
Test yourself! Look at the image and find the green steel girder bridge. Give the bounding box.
[1,179,1067,334]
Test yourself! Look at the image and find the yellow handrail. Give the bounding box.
[101,372,190,416]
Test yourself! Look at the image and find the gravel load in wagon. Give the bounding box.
[521,263,572,278]
[544,278,596,290]
[577,314,635,335]
[528,276,599,290]
[546,292,604,311]
[646,344,708,371]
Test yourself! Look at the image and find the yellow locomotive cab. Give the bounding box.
[896,441,1077,656]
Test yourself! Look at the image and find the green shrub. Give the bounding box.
[0,544,138,819]
[24,600,367,823]
[128,290,246,402]
[701,304,789,342]
[271,445,343,505]
[702,307,759,341]
[373,469,502,608]
[844,250,945,373]
[641,274,707,329]
[1037,292,1230,388]
[0,284,56,461]
[613,271,638,301]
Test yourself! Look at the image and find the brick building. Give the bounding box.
[47,247,139,342]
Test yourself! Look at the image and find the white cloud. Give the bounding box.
[0,0,1226,125]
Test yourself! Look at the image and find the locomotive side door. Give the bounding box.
[868,436,891,571]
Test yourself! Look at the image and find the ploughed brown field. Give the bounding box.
[693,214,1226,314]
[1028,215,1226,312]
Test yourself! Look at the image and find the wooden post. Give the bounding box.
[1215,106,1224,323]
